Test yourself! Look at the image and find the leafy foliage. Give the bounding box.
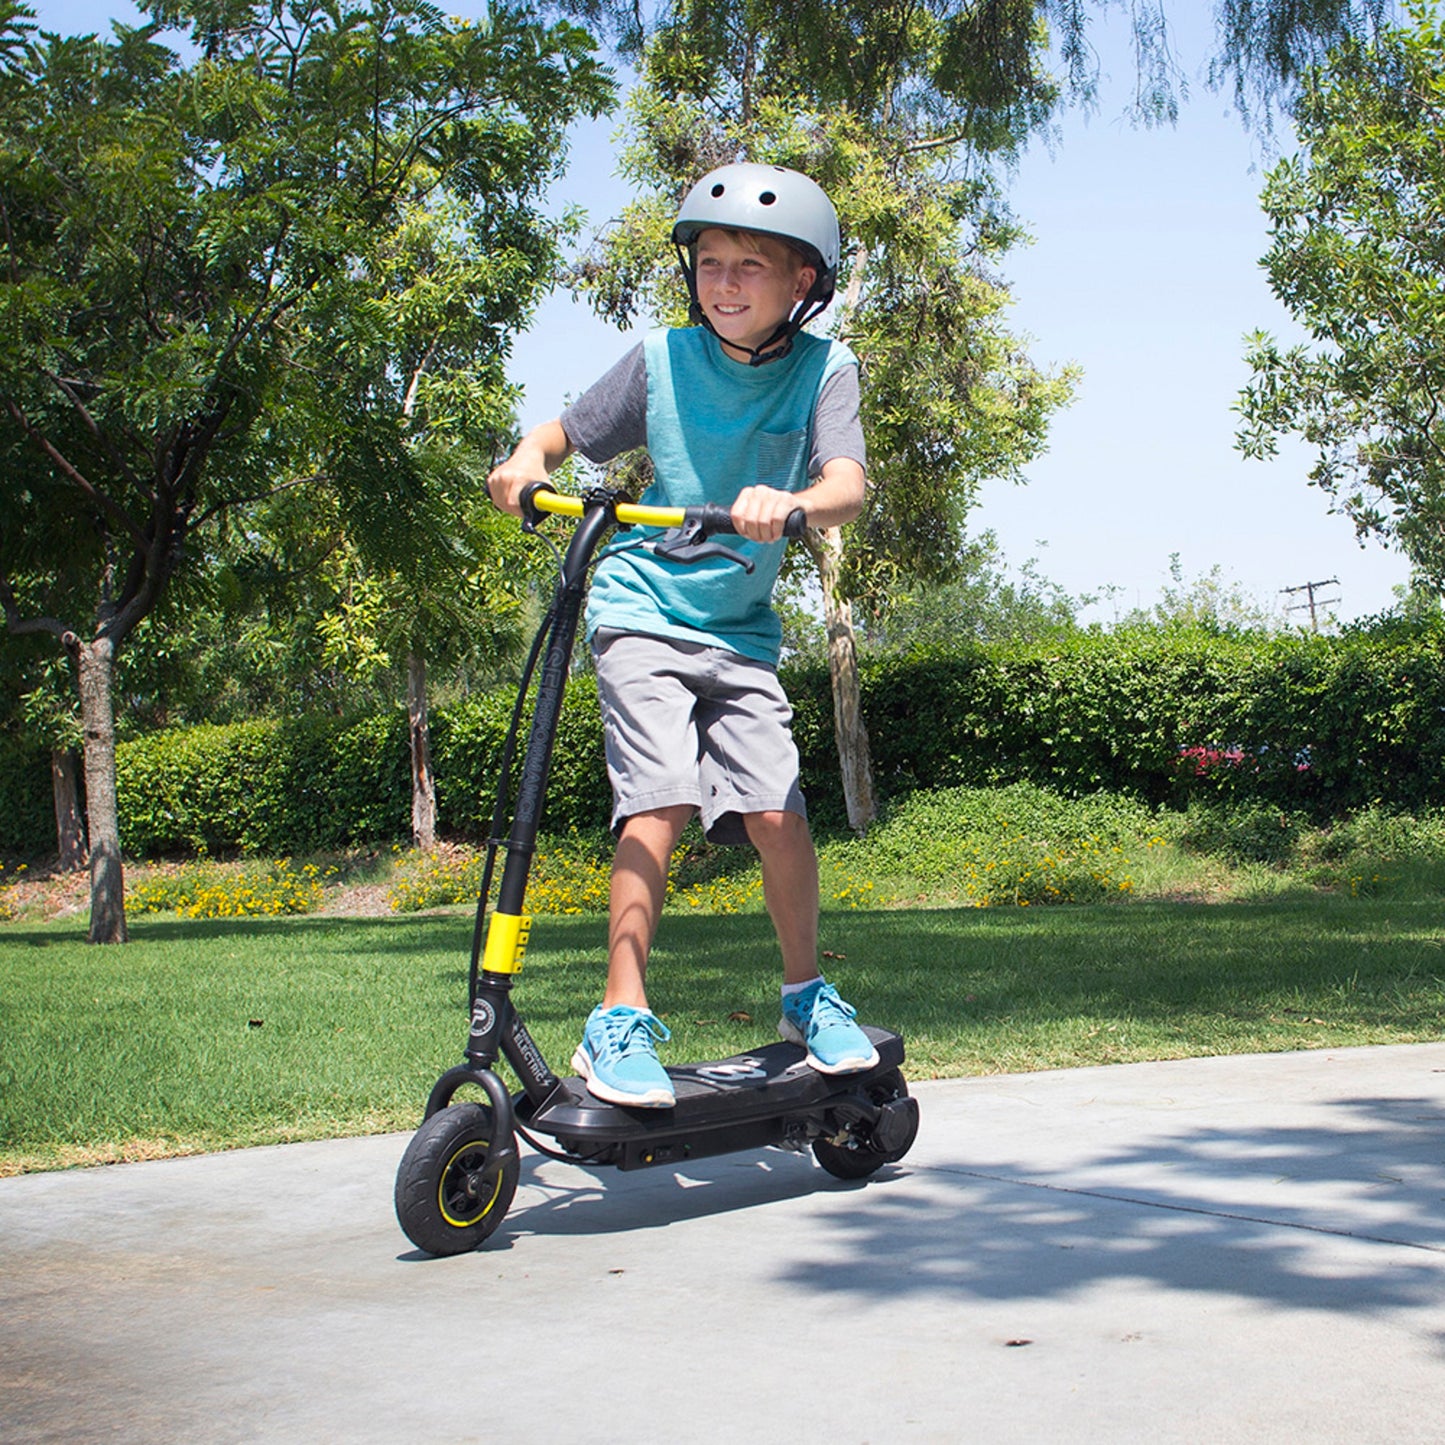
[829,782,1153,905]
[558,1,1390,135]
[112,715,412,856]
[1117,553,1287,631]
[430,675,611,838]
[790,617,1445,825]
[1237,2,1445,586]
[1210,0,1392,124]
[0,735,51,855]
[127,858,334,917]
[852,530,1080,651]
[0,0,611,636]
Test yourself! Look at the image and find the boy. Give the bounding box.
[488,162,877,1108]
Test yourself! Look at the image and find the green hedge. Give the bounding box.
[106,674,611,857]
[115,714,414,855]
[3,622,1442,859]
[804,624,1445,820]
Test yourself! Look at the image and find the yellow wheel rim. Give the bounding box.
[438,1136,504,1228]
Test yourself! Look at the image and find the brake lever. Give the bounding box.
[651,518,755,574]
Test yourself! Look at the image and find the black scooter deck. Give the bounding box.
[515,1026,904,1170]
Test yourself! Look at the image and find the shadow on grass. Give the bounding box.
[6,896,1442,1177]
[10,893,1441,1035]
[0,909,476,952]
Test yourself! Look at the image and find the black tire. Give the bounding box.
[394,1101,519,1256]
[813,1068,919,1180]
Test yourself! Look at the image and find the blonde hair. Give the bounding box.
[698,227,811,272]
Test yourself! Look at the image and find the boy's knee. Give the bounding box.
[618,804,694,844]
[743,808,811,851]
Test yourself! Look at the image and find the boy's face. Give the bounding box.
[693,228,816,360]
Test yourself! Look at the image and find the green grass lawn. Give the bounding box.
[3,885,1443,1175]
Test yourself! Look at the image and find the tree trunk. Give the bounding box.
[75,635,128,943]
[808,525,876,833]
[810,240,878,832]
[407,649,437,851]
[51,747,87,872]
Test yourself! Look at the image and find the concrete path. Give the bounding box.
[4,1043,1445,1443]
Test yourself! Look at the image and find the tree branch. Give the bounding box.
[402,338,438,419]
[901,130,970,156]
[190,470,331,530]
[0,571,74,642]
[43,370,150,503]
[2,396,147,548]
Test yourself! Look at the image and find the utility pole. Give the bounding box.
[1281,577,1340,633]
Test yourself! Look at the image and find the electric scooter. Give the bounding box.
[394,483,919,1256]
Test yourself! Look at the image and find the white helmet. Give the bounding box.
[672,162,841,362]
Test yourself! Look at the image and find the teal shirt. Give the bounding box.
[585,327,859,665]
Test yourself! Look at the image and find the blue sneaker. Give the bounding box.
[778,978,880,1074]
[572,1005,676,1109]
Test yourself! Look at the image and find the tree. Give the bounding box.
[307,189,565,848]
[1236,3,1445,588]
[0,0,611,939]
[557,1,1389,130]
[301,462,545,849]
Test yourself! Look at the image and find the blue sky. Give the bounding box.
[33,0,1416,623]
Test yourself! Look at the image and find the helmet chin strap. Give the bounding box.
[687,303,796,365]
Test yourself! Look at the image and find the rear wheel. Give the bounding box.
[394,1101,519,1256]
[813,1068,919,1180]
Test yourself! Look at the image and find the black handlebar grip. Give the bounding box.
[696,502,735,534]
[696,503,809,539]
[519,479,554,510]
[517,479,556,532]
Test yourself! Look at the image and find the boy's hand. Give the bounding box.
[731,460,865,540]
[730,485,805,542]
[486,458,535,518]
[487,420,574,517]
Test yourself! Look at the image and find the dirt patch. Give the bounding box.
[0,865,91,923]
[318,884,396,917]
[0,858,398,924]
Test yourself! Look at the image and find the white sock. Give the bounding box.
[781,976,823,998]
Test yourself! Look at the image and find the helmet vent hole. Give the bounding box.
[710,183,726,197]
[759,191,777,205]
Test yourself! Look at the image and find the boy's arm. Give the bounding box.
[487,419,574,517]
[730,456,866,543]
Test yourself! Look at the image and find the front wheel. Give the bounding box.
[394,1101,520,1256]
[813,1068,919,1180]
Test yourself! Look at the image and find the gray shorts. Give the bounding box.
[592,629,807,847]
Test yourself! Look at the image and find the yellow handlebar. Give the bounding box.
[528,488,686,530]
[523,482,806,544]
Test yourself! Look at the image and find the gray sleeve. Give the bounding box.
[811,363,867,476]
[559,343,648,463]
